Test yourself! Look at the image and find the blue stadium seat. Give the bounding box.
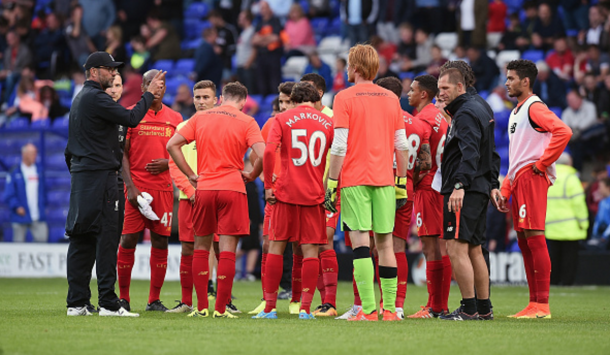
[47,208,68,225]
[125,42,134,57]
[504,0,524,14]
[549,106,563,118]
[2,227,13,242]
[184,2,209,19]
[522,50,545,63]
[46,176,71,190]
[181,38,202,50]
[2,155,21,169]
[46,154,67,171]
[310,18,329,36]
[479,90,489,100]
[175,59,195,76]
[162,94,174,106]
[165,78,181,96]
[31,119,51,129]
[52,116,70,129]
[327,17,342,35]
[299,0,309,14]
[49,226,68,243]
[6,117,29,130]
[494,110,511,129]
[153,59,174,72]
[250,95,263,106]
[48,190,70,207]
[399,72,415,80]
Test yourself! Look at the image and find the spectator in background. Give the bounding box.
[105,25,127,65]
[533,60,567,109]
[586,163,609,237]
[236,10,257,95]
[129,35,150,71]
[560,0,589,40]
[562,89,600,171]
[515,1,538,50]
[265,0,294,19]
[448,44,468,62]
[242,94,260,116]
[252,1,283,97]
[400,28,433,73]
[80,0,116,49]
[33,12,65,79]
[375,56,399,81]
[284,3,316,57]
[145,10,181,62]
[65,4,96,67]
[194,27,223,89]
[39,85,69,121]
[15,76,48,121]
[208,10,238,75]
[3,143,48,243]
[303,52,333,91]
[119,65,144,108]
[546,36,575,81]
[458,0,487,48]
[580,73,602,114]
[487,0,507,34]
[342,0,379,46]
[596,75,610,119]
[71,69,86,102]
[172,83,196,119]
[0,17,8,55]
[585,45,610,82]
[499,13,522,51]
[591,177,610,249]
[370,35,397,65]
[586,5,604,46]
[486,85,513,113]
[532,2,565,51]
[396,22,417,61]
[486,177,508,252]
[0,30,32,104]
[415,0,442,35]
[307,0,331,18]
[545,153,589,285]
[467,47,499,93]
[333,57,348,93]
[426,44,448,78]
[15,19,35,51]
[115,0,153,40]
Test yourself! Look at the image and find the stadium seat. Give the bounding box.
[6,117,29,130]
[495,50,520,68]
[174,59,195,76]
[46,154,67,171]
[47,208,68,225]
[48,190,70,207]
[2,227,13,242]
[318,36,342,54]
[250,95,263,106]
[153,59,174,73]
[479,90,489,100]
[162,94,174,106]
[299,0,309,14]
[487,33,502,50]
[2,155,21,169]
[326,17,342,35]
[181,38,202,50]
[495,110,511,129]
[435,33,458,53]
[549,106,563,117]
[184,2,209,19]
[522,50,545,63]
[48,226,68,243]
[310,18,329,36]
[282,56,309,81]
[165,78,182,96]
[52,117,70,129]
[31,119,51,129]
[399,72,415,81]
[504,0,524,14]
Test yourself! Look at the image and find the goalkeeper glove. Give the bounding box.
[324,178,338,213]
[395,176,407,210]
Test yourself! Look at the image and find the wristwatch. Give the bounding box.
[454,182,464,190]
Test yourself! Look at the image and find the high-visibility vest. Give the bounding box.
[545,164,589,241]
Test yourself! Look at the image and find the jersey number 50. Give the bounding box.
[291,129,326,167]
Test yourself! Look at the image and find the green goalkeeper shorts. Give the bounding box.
[341,185,395,234]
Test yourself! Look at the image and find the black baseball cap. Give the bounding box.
[83,51,124,70]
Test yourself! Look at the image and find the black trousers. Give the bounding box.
[547,239,580,286]
[66,171,121,310]
[255,51,282,97]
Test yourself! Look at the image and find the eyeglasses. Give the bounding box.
[97,66,118,73]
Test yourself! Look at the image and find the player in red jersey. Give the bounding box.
[502,60,572,319]
[253,82,334,319]
[377,77,432,319]
[116,69,184,312]
[406,75,452,318]
[167,80,217,313]
[248,82,298,315]
[167,82,265,318]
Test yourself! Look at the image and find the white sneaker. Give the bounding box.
[67,306,92,316]
[335,305,362,320]
[166,302,193,313]
[396,307,405,320]
[99,306,139,317]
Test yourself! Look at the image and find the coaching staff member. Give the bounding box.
[65,51,165,317]
[437,68,502,321]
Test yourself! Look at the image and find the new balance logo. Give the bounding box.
[197,271,208,276]
[510,122,517,134]
[447,226,454,232]
[218,275,227,280]
[303,288,310,292]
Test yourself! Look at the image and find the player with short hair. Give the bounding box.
[502,59,572,319]
[300,73,333,118]
[167,82,265,318]
[377,76,432,319]
[248,82,298,315]
[325,44,409,321]
[117,69,184,312]
[167,80,217,314]
[253,82,334,319]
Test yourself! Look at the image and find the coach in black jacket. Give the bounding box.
[64,51,165,317]
[436,67,503,321]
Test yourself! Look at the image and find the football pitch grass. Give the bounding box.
[0,279,608,355]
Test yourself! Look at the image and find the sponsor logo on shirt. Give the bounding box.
[510,122,517,134]
[355,92,388,97]
[137,125,174,137]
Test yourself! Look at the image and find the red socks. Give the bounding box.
[291,254,303,303]
[215,251,236,313]
[264,253,283,313]
[193,250,210,311]
[441,255,452,311]
[180,254,193,306]
[427,260,444,313]
[395,252,408,309]
[320,250,338,307]
[261,253,268,295]
[149,247,168,304]
[526,235,551,304]
[300,258,319,313]
[317,260,326,304]
[518,237,537,303]
[117,245,135,302]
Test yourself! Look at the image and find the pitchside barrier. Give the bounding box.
[1,243,608,285]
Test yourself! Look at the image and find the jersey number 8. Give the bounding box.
[407,133,421,170]
[291,129,326,167]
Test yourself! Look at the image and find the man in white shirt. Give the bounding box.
[562,90,602,171]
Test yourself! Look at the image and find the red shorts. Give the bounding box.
[263,203,273,236]
[270,201,326,245]
[178,200,194,242]
[393,200,414,241]
[414,189,443,237]
[122,189,174,237]
[192,190,249,237]
[510,171,550,232]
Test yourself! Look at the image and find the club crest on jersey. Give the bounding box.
[510,122,517,134]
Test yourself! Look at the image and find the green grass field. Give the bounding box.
[0,278,608,355]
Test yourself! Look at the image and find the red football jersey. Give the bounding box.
[416,103,448,191]
[403,110,431,201]
[126,105,183,191]
[267,105,334,206]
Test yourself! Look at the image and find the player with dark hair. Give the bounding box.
[167,80,217,314]
[253,82,334,319]
[377,76,432,319]
[502,59,572,319]
[300,73,333,117]
[404,74,451,318]
[117,69,183,312]
[167,82,265,318]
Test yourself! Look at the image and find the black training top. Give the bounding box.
[65,80,154,173]
[441,91,500,196]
